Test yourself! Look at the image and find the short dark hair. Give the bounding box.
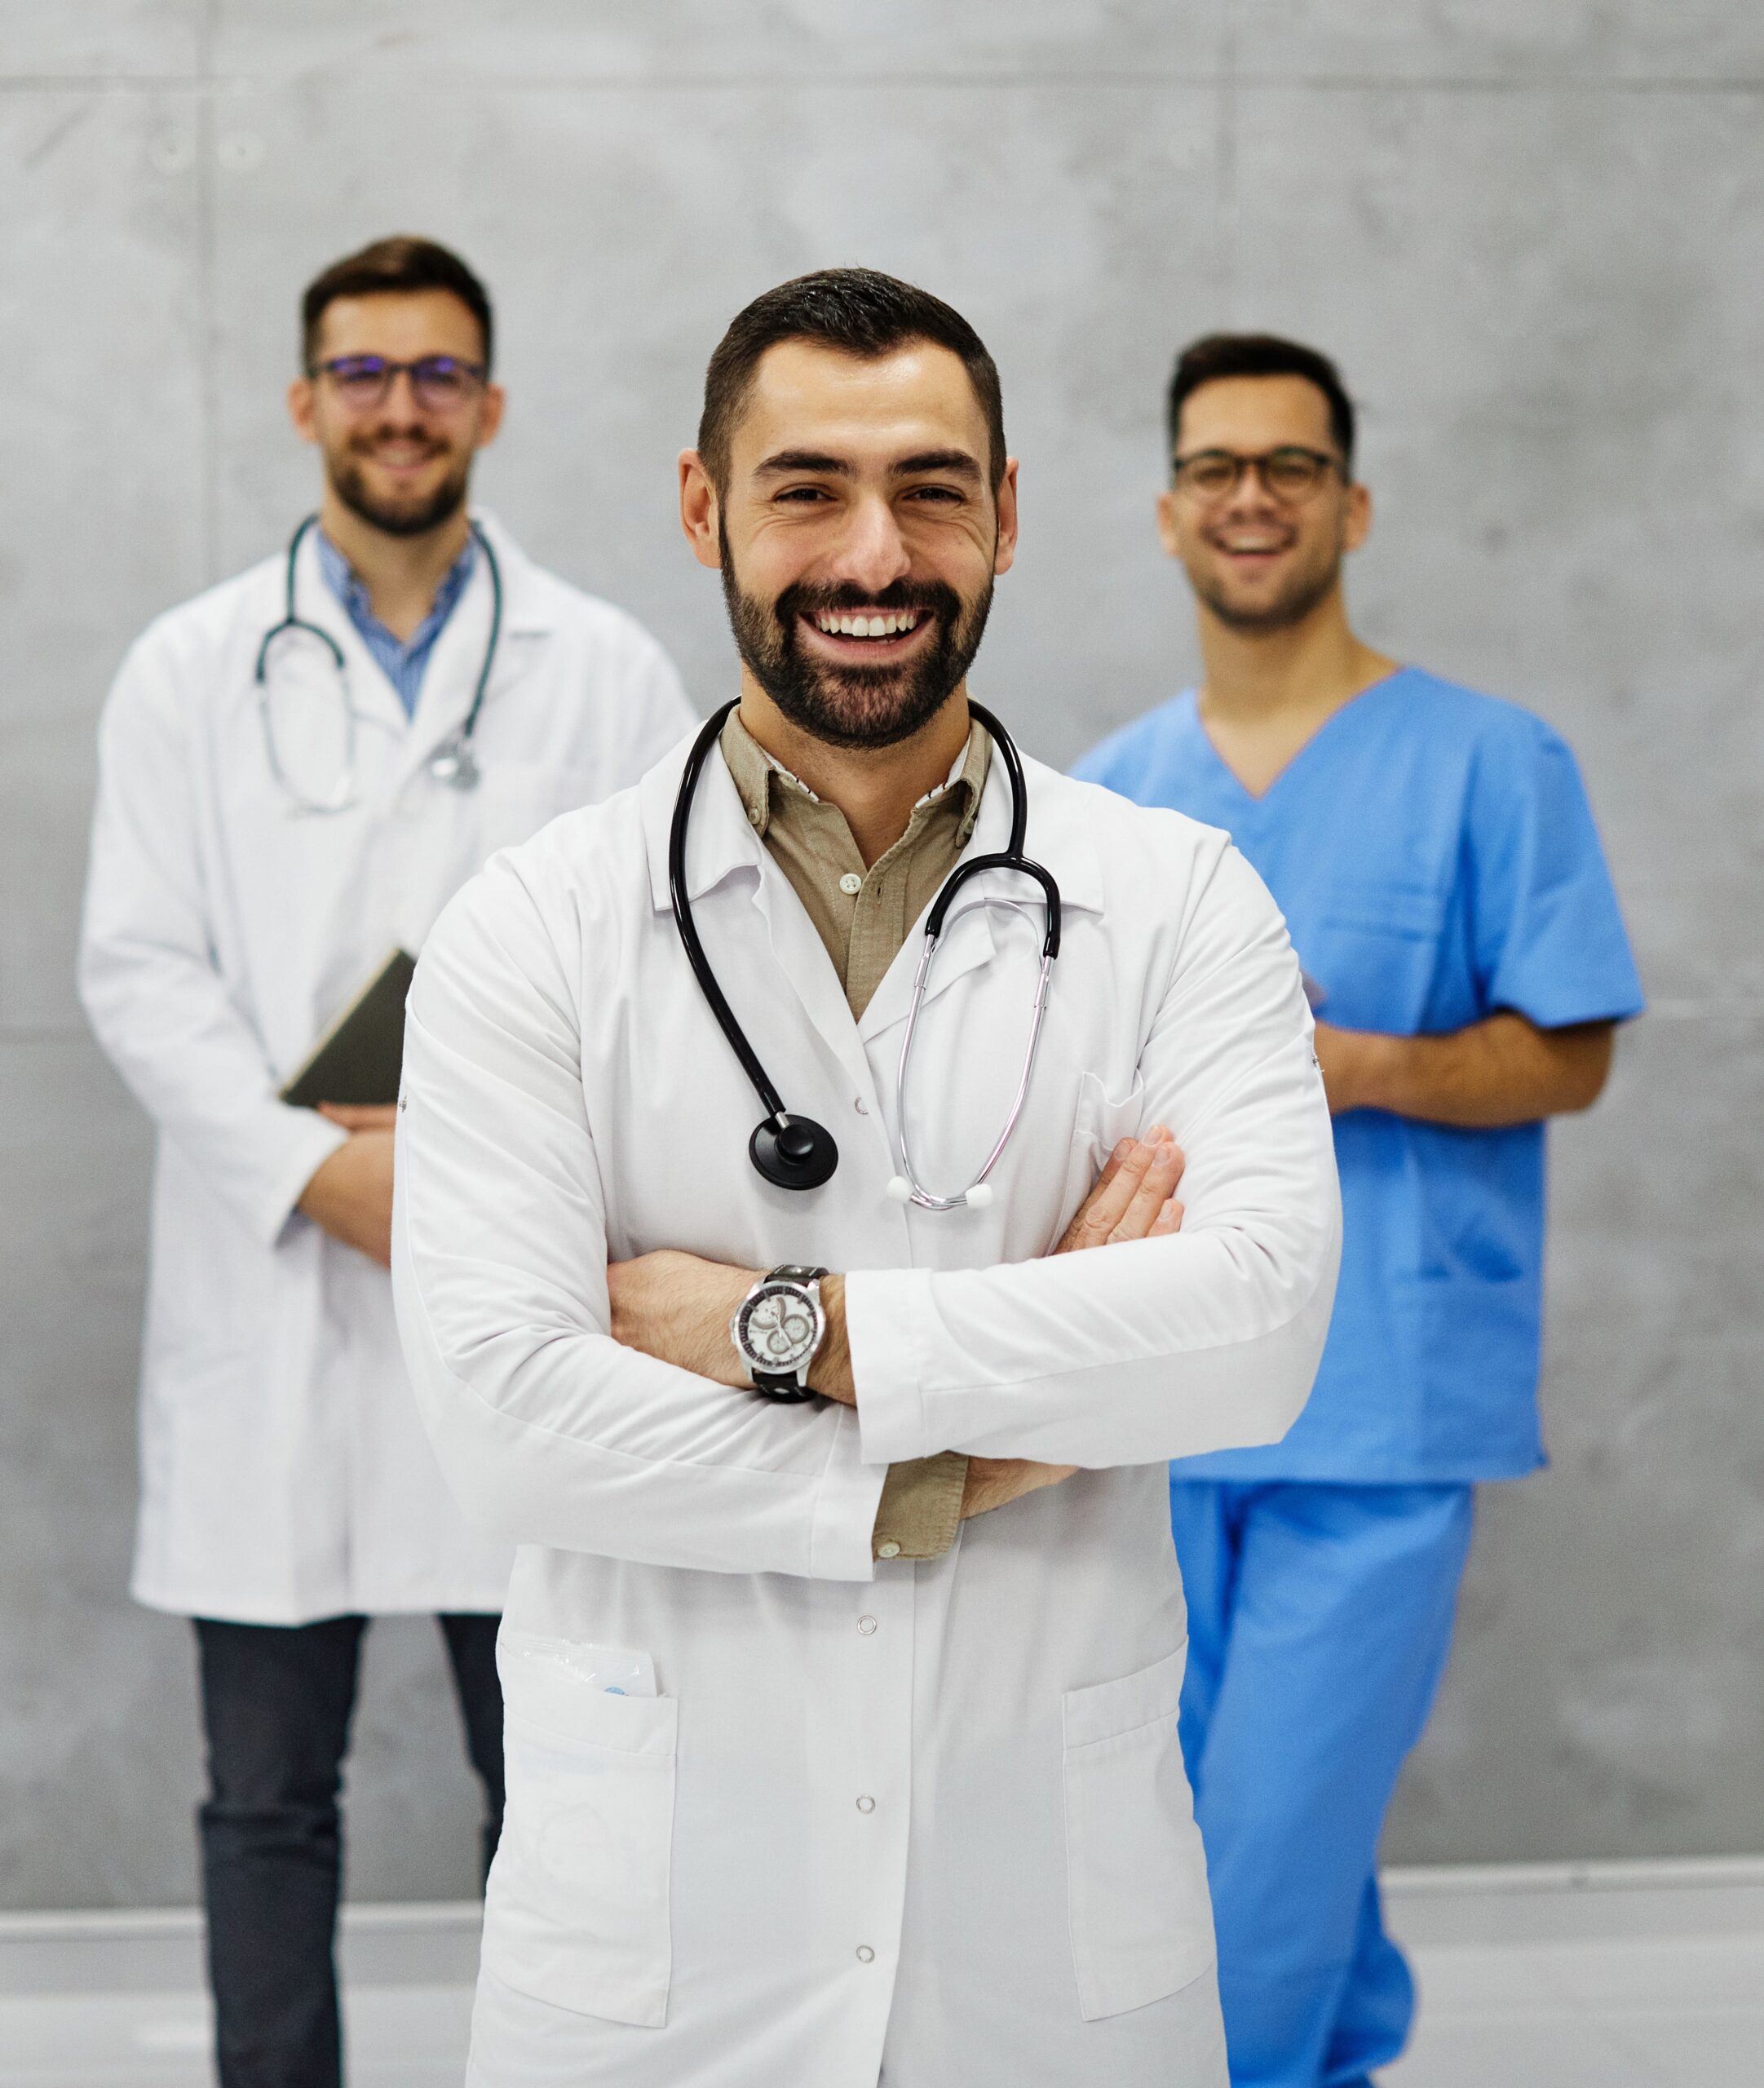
[301,235,494,372]
[698,268,1007,494]
[1167,333,1355,471]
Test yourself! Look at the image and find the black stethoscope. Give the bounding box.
[254,513,502,812]
[669,697,1063,1206]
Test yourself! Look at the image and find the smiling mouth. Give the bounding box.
[1210,531,1296,563]
[802,607,931,648]
[370,450,441,471]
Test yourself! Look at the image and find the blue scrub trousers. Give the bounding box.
[1169,1479,1475,2088]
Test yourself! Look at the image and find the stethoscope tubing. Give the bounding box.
[669,694,1063,1210]
[892,933,1055,1212]
[254,511,502,810]
[669,701,796,1128]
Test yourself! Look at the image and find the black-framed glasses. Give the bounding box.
[312,354,488,414]
[1170,445,1343,503]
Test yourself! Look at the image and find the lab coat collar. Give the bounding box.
[640,725,1104,916]
[637,723,1103,1099]
[639,723,1102,918]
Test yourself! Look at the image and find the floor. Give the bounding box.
[2,1868,1761,2086]
[1378,1930,1764,2086]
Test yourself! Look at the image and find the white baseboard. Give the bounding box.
[2,1858,1760,1995]
[0,1901,481,1996]
[1382,1856,1764,1947]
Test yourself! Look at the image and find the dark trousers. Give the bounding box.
[194,1612,504,2088]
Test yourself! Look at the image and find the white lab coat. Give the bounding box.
[78,514,695,1625]
[392,733,1341,2087]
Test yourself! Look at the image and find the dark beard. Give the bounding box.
[720,546,993,752]
[329,449,471,539]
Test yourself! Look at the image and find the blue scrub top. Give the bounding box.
[1073,668,1644,1482]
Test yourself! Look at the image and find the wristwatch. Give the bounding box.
[730,1264,829,1402]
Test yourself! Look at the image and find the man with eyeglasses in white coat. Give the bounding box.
[77,233,692,2088]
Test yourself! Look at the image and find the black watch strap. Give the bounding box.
[750,1266,829,1401]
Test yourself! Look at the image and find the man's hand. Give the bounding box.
[297,1104,399,1265]
[961,1129,1187,1520]
[1054,1124,1184,1253]
[959,1455,1077,1519]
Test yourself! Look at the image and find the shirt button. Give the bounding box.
[839,872,863,896]
[855,1944,875,1963]
[857,1615,878,1635]
[876,1541,901,1560]
[855,1795,876,1813]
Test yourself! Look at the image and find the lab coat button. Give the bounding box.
[857,1614,878,1635]
[855,1944,875,1963]
[876,1541,901,1559]
[854,1097,869,1114]
[855,1794,875,1813]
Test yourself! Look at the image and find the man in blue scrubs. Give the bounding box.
[1073,333,1643,2088]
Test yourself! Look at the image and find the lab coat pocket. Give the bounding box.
[1050,1070,1147,1247]
[1062,1644,1215,2020]
[487,1631,678,2028]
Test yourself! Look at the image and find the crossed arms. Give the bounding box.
[391,841,1341,1581]
[608,1128,1186,1522]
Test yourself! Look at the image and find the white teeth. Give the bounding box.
[812,609,922,637]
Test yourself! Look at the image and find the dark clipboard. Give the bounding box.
[279,949,418,1110]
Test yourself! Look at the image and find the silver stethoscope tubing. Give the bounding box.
[667,696,1062,1210]
[253,512,502,813]
[887,894,1054,1211]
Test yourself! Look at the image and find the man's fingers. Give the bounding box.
[961,1456,1079,1520]
[1150,1197,1185,1237]
[318,1102,400,1130]
[1053,1126,1184,1255]
[1072,1130,1165,1242]
[1107,1138,1184,1244]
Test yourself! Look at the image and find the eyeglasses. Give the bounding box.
[1170,445,1343,504]
[312,355,488,414]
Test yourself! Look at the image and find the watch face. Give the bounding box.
[739,1283,819,1371]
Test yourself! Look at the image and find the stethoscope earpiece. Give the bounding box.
[749,1113,840,1192]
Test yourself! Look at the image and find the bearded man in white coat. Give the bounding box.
[392,268,1340,2088]
[77,235,692,2088]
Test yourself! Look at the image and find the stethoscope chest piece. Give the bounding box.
[430,738,480,791]
[750,1113,840,1192]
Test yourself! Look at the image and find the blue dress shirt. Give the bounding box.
[315,530,476,719]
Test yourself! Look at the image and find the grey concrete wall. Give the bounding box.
[2,3,1758,1907]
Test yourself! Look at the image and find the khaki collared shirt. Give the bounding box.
[721,709,989,1559]
[720,709,990,1018]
